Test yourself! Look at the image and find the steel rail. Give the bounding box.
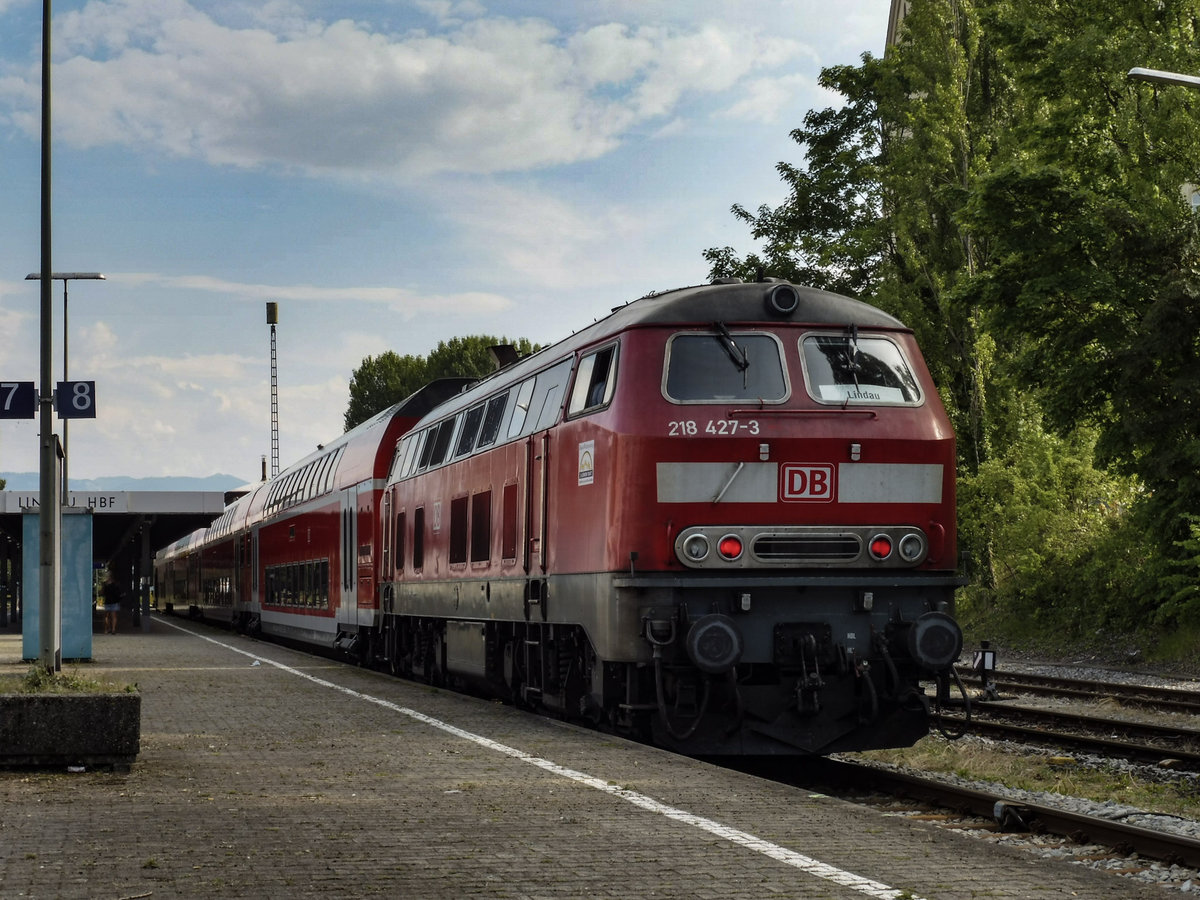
[819,758,1200,869]
[932,710,1200,769]
[957,667,1200,715]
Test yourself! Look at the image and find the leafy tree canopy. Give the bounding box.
[706,0,1200,634]
[343,335,538,431]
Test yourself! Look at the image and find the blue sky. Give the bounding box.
[0,0,889,485]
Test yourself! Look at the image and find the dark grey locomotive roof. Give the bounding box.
[403,280,909,426]
[611,281,905,330]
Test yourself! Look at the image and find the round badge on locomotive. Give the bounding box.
[155,278,965,756]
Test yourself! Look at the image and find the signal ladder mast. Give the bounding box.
[267,302,279,479]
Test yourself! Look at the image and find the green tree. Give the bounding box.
[344,350,428,432]
[707,0,1200,635]
[958,0,1200,547]
[343,335,538,431]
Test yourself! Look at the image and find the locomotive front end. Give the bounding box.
[604,281,964,755]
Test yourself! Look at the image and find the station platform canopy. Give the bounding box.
[0,490,232,597]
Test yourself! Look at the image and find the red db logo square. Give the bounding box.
[781,464,835,502]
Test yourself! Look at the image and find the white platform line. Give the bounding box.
[162,619,925,900]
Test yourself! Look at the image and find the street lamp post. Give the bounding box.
[1128,67,1200,90]
[25,272,105,497]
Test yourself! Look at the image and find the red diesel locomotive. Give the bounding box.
[156,279,964,755]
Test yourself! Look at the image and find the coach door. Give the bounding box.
[339,488,359,627]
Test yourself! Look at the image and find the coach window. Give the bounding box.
[800,333,922,406]
[314,452,334,494]
[324,446,344,493]
[568,344,618,416]
[663,331,788,404]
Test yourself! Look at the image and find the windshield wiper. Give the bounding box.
[713,322,750,372]
[843,323,862,408]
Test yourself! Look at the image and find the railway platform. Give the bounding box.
[0,615,1170,899]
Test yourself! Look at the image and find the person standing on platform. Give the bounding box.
[100,572,122,635]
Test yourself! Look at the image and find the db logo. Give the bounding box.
[781,464,835,502]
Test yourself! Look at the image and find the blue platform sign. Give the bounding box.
[56,381,97,419]
[22,512,95,661]
[0,381,36,419]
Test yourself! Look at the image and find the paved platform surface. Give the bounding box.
[0,614,1172,899]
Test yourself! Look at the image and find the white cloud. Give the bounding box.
[719,73,813,123]
[108,272,512,315]
[0,2,808,179]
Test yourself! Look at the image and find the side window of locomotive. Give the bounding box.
[800,334,923,406]
[455,403,486,458]
[568,344,618,417]
[506,379,536,439]
[413,507,425,571]
[663,332,788,403]
[401,431,425,478]
[416,425,438,470]
[475,392,508,449]
[527,359,573,434]
[394,512,406,573]
[430,415,460,467]
[533,384,563,431]
[390,436,410,480]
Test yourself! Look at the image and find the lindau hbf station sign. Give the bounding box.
[0,490,228,658]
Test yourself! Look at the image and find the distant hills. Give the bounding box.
[0,472,248,492]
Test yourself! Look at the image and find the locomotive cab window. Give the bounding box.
[663,331,788,403]
[800,333,922,406]
[568,344,618,417]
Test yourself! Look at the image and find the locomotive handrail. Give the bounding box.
[727,407,879,419]
[612,572,969,590]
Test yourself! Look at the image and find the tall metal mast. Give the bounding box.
[267,302,279,479]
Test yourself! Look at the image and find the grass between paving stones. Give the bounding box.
[0,666,137,694]
[852,735,1200,820]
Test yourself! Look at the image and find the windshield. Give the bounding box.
[663,332,788,403]
[800,334,922,405]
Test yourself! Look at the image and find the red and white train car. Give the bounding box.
[157,279,964,756]
[155,380,470,647]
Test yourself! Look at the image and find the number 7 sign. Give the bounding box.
[0,382,36,419]
[55,381,97,419]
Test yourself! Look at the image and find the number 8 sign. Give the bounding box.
[55,381,97,419]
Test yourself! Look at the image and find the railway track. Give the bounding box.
[956,666,1200,714]
[737,756,1200,870]
[932,703,1200,769]
[825,758,1200,869]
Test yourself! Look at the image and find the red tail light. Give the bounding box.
[717,535,744,560]
[869,535,893,560]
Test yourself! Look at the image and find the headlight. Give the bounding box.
[682,534,710,562]
[898,532,926,563]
